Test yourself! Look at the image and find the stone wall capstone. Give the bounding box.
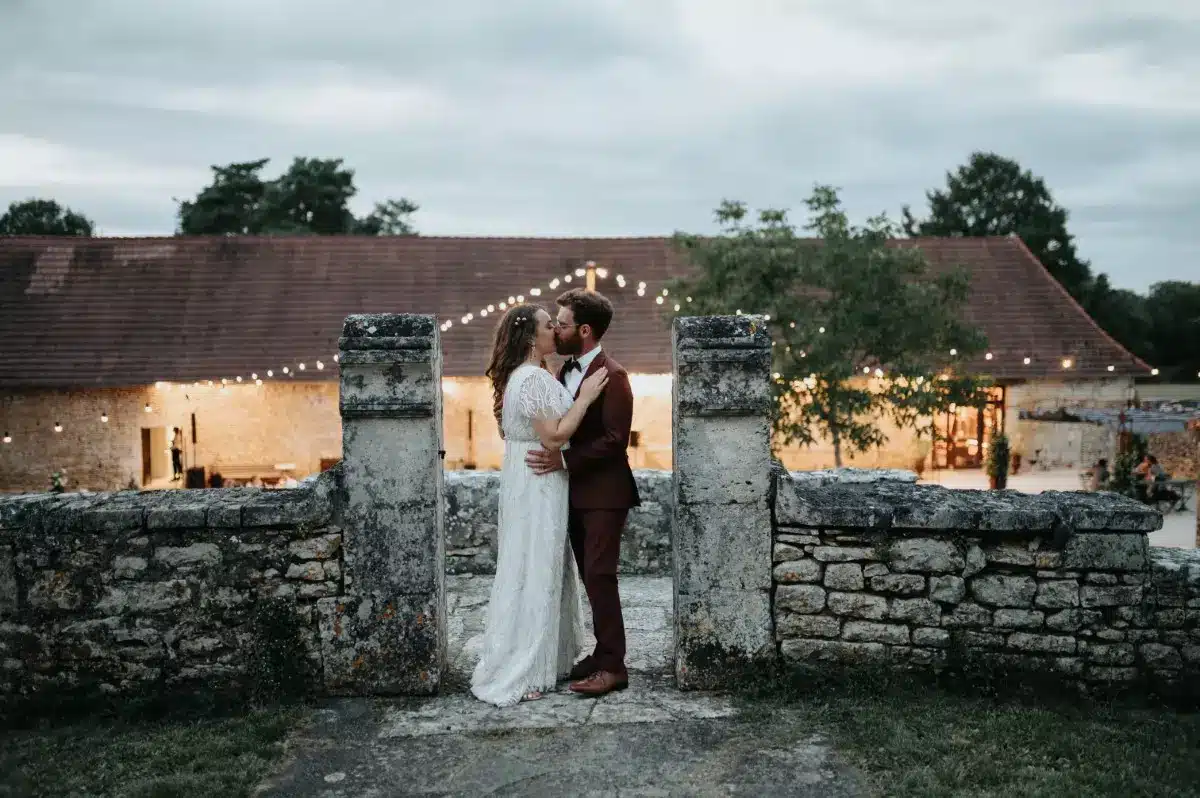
[672,315,775,689]
[772,474,1200,694]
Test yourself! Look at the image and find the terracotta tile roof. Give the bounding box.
[0,234,1149,389]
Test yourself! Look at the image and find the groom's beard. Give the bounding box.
[555,333,582,356]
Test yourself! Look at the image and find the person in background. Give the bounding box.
[170,427,184,481]
[1089,458,1110,492]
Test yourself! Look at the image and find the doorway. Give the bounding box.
[140,426,169,486]
[932,386,1005,469]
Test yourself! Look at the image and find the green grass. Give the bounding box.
[740,668,1200,798]
[0,706,306,798]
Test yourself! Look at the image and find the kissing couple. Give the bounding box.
[470,287,640,706]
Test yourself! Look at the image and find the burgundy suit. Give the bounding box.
[559,350,640,677]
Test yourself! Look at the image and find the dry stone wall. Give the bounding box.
[0,476,341,709]
[445,470,671,575]
[772,475,1200,694]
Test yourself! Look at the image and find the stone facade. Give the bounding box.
[773,476,1200,694]
[0,477,342,705]
[444,470,671,575]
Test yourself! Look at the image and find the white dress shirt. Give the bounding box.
[563,345,602,397]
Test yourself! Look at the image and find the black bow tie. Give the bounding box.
[564,358,581,373]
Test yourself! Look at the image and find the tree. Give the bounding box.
[1144,281,1200,381]
[670,186,990,466]
[176,157,418,236]
[0,199,94,236]
[902,152,1092,298]
[354,199,420,236]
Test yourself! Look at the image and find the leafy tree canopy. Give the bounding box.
[670,185,990,465]
[177,157,418,237]
[0,198,94,236]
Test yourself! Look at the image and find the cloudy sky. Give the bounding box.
[1,0,1197,290]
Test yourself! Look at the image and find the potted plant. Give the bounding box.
[49,469,67,493]
[987,434,1010,490]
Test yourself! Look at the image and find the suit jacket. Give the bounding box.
[558,350,641,510]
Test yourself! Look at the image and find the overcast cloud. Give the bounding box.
[1,0,1197,290]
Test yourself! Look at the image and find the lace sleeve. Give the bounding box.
[516,368,565,422]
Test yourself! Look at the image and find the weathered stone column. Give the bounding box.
[672,315,775,689]
[320,314,446,695]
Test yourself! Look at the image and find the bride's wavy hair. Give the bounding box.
[485,303,545,432]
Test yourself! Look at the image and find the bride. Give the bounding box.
[470,303,609,706]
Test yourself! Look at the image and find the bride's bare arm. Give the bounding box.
[531,368,608,449]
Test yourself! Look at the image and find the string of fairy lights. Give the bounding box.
[0,261,1173,445]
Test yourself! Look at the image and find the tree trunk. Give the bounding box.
[831,426,843,468]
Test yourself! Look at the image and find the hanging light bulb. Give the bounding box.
[255,378,263,386]
[54,422,63,432]
[517,295,524,303]
[863,367,870,374]
[1061,358,1073,369]
[686,296,692,303]
[144,403,152,413]
[236,375,243,382]
[1023,357,1031,365]
[875,368,884,378]
[818,326,825,334]
[221,378,228,385]
[984,353,993,360]
[564,274,572,283]
[1151,368,1160,376]
[789,321,796,328]
[596,268,608,278]
[636,287,645,297]
[1,433,9,444]
[655,296,664,305]
[333,354,339,363]
[100,412,108,423]
[316,360,324,370]
[298,363,306,371]
[674,304,681,311]
[1107,365,1115,372]
[950,348,958,356]
[487,304,495,312]
[508,296,516,304]
[267,370,274,377]
[661,288,669,296]
[549,280,559,290]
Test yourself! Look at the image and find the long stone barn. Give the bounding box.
[0,234,1150,493]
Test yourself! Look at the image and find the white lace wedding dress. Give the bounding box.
[470,364,588,707]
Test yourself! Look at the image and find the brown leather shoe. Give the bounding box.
[567,657,595,681]
[569,670,628,697]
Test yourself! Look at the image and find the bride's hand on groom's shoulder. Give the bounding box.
[578,367,609,404]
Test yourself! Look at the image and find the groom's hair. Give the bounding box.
[556,288,614,340]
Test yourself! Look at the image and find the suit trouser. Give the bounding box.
[568,508,629,676]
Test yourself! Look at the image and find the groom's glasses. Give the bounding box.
[552,322,578,331]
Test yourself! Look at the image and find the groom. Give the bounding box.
[526,287,640,697]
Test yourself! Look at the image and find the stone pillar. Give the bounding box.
[320,314,446,695]
[672,315,775,689]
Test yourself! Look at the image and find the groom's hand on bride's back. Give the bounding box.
[526,447,563,475]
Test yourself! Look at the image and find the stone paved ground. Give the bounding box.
[261,576,866,796]
[446,574,675,678]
